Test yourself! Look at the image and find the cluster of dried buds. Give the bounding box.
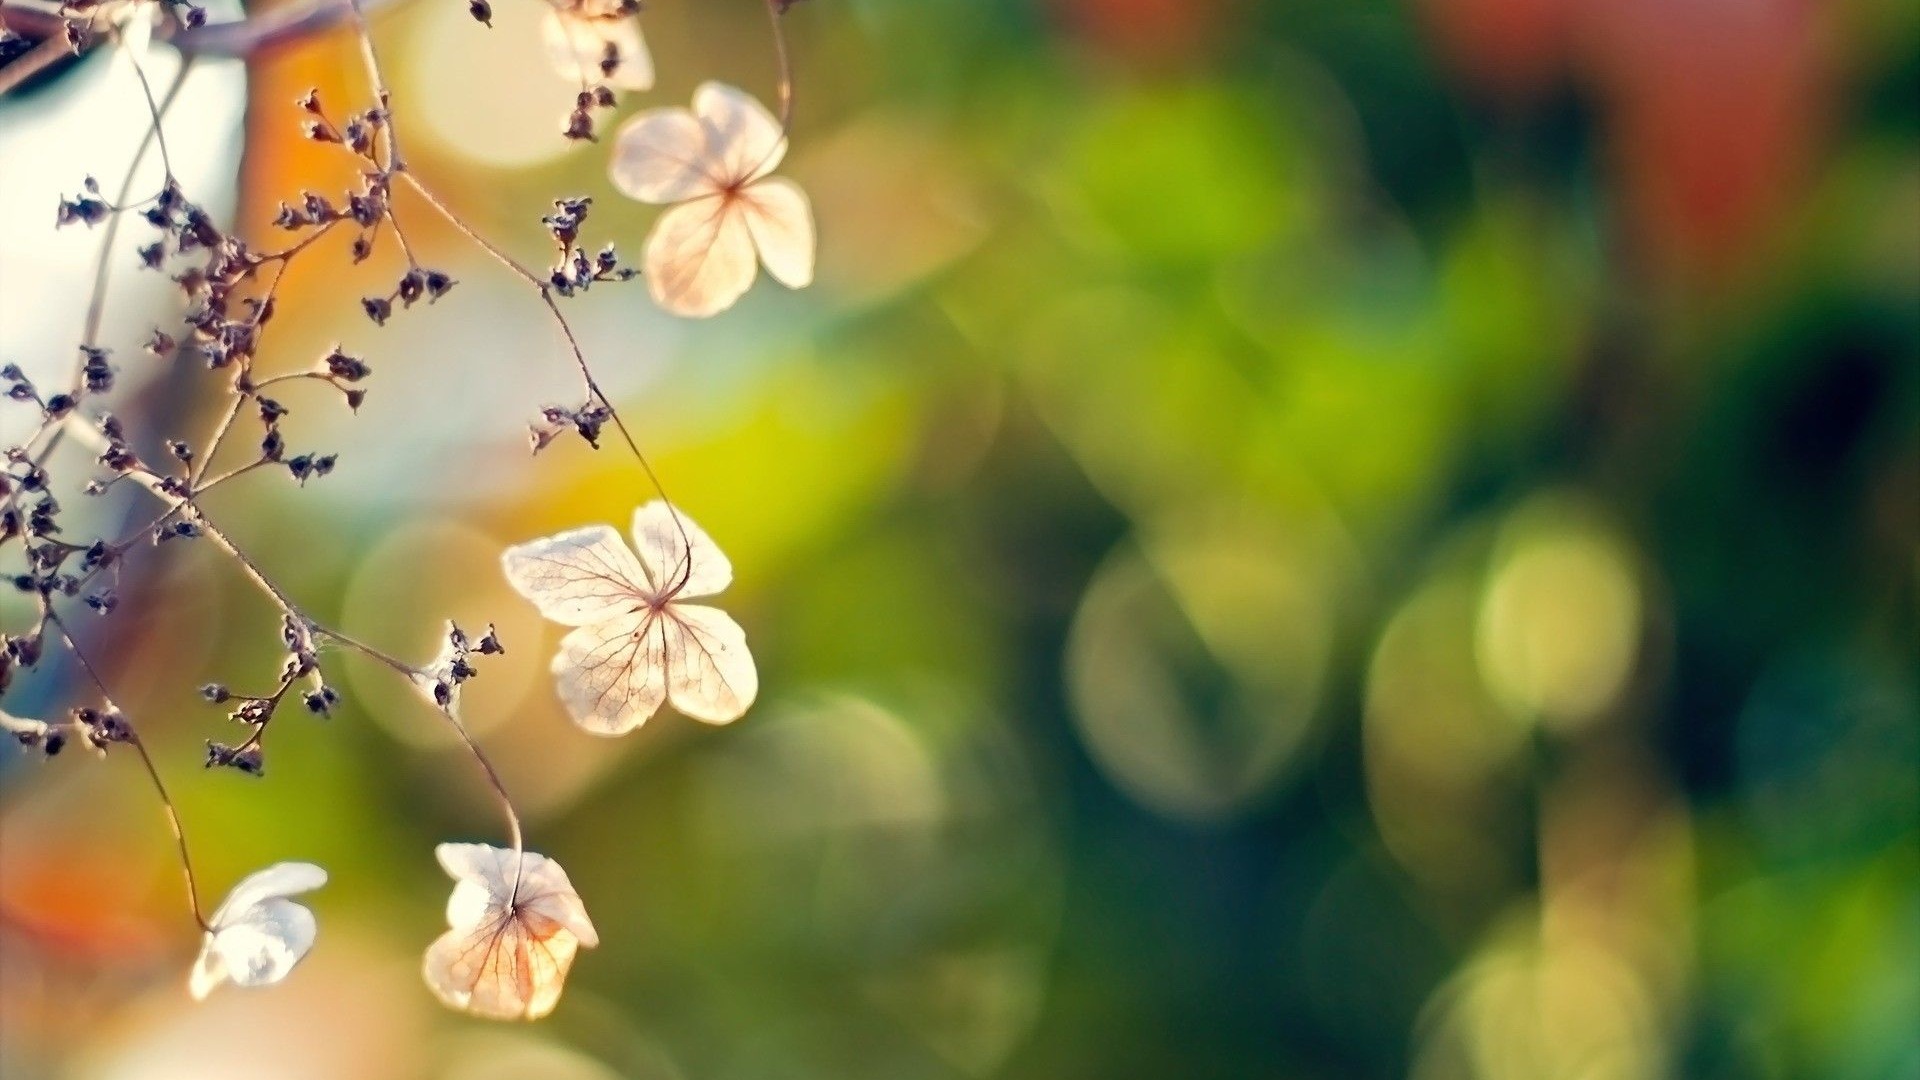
[197,614,341,777]
[528,400,614,454]
[543,196,637,296]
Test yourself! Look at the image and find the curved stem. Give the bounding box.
[763,0,794,133]
[308,625,523,856]
[47,613,210,931]
[393,172,698,593]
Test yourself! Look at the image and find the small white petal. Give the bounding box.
[630,500,733,600]
[644,194,757,318]
[541,10,654,91]
[502,525,647,626]
[692,81,786,184]
[205,899,318,989]
[739,177,815,289]
[551,611,667,735]
[609,107,717,204]
[206,861,328,930]
[662,604,758,724]
[189,863,326,1000]
[188,939,228,1001]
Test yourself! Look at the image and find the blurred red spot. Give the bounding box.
[1052,0,1223,64]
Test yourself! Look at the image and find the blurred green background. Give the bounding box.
[1,0,1916,1078]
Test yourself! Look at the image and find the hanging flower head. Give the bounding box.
[189,862,327,1000]
[502,501,758,735]
[423,843,598,1021]
[609,82,815,317]
[543,0,653,92]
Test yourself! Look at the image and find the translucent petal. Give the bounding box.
[740,177,815,289]
[188,938,227,1001]
[662,604,758,724]
[609,107,717,203]
[542,10,654,91]
[630,500,733,599]
[433,843,598,948]
[206,862,327,930]
[692,81,786,184]
[502,525,647,626]
[424,916,580,1021]
[551,610,667,735]
[204,898,317,990]
[644,194,757,318]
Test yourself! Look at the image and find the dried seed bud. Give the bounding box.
[323,347,371,381]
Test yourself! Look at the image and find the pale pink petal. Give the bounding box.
[692,80,786,184]
[188,940,228,1001]
[502,526,647,627]
[551,610,667,734]
[517,866,598,949]
[739,177,815,289]
[662,604,757,724]
[644,195,757,318]
[190,862,327,1000]
[201,900,317,991]
[541,10,654,91]
[424,917,579,1021]
[433,844,597,947]
[207,861,327,926]
[630,500,733,600]
[609,107,717,204]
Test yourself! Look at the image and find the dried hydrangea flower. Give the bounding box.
[423,843,598,1020]
[609,82,815,317]
[189,862,327,1000]
[502,501,759,734]
[543,0,653,92]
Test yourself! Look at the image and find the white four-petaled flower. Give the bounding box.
[542,0,653,92]
[189,861,327,1001]
[423,843,598,1021]
[503,501,759,734]
[610,81,815,317]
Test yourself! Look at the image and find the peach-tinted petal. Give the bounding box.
[551,610,667,734]
[425,844,595,1020]
[609,107,717,204]
[424,915,580,1021]
[692,81,786,184]
[643,194,757,318]
[662,603,757,724]
[630,500,733,600]
[502,525,646,627]
[739,177,815,289]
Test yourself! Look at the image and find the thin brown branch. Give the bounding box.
[46,612,210,931]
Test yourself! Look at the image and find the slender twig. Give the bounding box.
[763,0,794,133]
[46,612,210,931]
[344,0,402,170]
[396,174,697,593]
[0,0,411,69]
